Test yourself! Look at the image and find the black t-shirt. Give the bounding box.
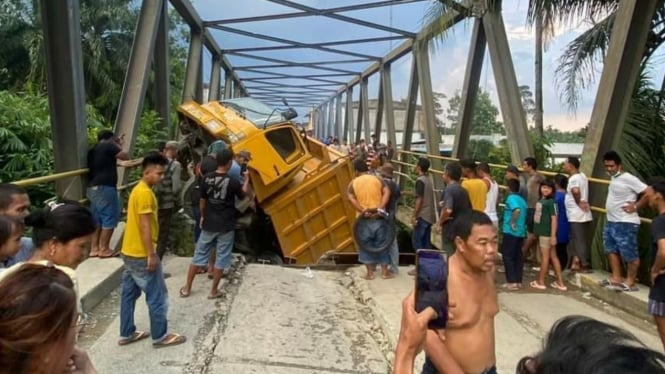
[200,171,244,233]
[650,214,665,302]
[191,155,219,205]
[440,183,472,241]
[87,142,121,187]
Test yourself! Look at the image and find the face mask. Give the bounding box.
[607,171,621,178]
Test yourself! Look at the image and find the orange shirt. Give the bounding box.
[351,174,383,212]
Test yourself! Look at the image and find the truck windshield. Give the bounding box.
[220,98,285,127]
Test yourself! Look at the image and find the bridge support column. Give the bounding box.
[361,77,371,142]
[208,55,222,102]
[335,93,343,140]
[382,63,397,154]
[327,99,335,138]
[224,71,233,99]
[483,0,533,165]
[399,53,419,192]
[374,68,385,142]
[153,0,171,137]
[234,80,242,98]
[355,79,365,144]
[581,0,658,270]
[114,0,164,185]
[415,41,444,191]
[183,29,203,103]
[344,87,353,143]
[40,0,88,201]
[582,0,658,177]
[453,17,486,159]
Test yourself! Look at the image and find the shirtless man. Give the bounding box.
[422,210,499,374]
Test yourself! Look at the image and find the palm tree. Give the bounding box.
[527,0,665,179]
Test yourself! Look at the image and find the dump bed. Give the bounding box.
[262,138,358,264]
[177,100,359,264]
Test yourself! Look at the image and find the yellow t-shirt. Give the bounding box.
[462,178,488,211]
[351,174,383,213]
[122,180,158,258]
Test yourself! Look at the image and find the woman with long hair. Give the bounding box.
[0,264,97,374]
[0,202,97,303]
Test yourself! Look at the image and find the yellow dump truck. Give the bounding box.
[177,98,358,264]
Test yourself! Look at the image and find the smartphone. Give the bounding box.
[415,249,448,329]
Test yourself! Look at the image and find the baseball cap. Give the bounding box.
[237,150,252,161]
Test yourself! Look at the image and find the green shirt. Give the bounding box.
[534,198,557,237]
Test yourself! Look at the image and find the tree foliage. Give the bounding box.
[446,89,504,135]
[0,0,189,203]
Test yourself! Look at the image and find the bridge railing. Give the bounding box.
[9,168,139,205]
[393,149,655,277]
[394,149,652,224]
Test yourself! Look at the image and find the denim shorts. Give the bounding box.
[603,221,640,262]
[87,185,119,229]
[192,230,235,271]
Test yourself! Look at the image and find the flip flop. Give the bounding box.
[179,287,190,298]
[617,282,639,292]
[153,333,186,349]
[88,252,99,258]
[118,331,150,346]
[550,282,568,291]
[99,251,120,258]
[207,292,224,300]
[530,281,546,290]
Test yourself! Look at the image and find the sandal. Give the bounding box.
[550,282,568,291]
[207,292,224,300]
[99,250,120,258]
[153,333,186,349]
[179,287,190,298]
[530,281,546,290]
[599,279,622,288]
[118,331,150,346]
[617,282,639,292]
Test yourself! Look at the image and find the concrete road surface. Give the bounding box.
[87,261,662,374]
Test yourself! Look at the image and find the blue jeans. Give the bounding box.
[412,217,432,250]
[87,185,119,229]
[120,255,169,342]
[192,230,235,271]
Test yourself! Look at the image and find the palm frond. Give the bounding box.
[422,0,472,51]
[526,0,617,30]
[555,13,614,112]
[619,69,665,179]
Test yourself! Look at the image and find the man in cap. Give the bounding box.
[155,141,183,262]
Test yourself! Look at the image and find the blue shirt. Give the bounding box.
[502,193,527,237]
[228,160,243,183]
[555,190,570,244]
[2,237,35,268]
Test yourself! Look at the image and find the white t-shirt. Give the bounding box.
[565,173,593,222]
[605,172,647,224]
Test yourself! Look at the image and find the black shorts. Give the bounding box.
[526,208,535,234]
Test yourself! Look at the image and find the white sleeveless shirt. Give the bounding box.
[484,177,499,223]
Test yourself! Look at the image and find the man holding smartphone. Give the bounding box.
[422,210,499,374]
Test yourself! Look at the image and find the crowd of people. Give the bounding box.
[341,140,665,372]
[2,125,665,372]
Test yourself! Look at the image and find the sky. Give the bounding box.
[191,0,601,132]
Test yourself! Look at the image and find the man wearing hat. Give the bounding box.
[155,141,183,262]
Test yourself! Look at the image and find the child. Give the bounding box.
[531,179,567,291]
[501,179,528,290]
[554,174,570,269]
[0,215,23,267]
